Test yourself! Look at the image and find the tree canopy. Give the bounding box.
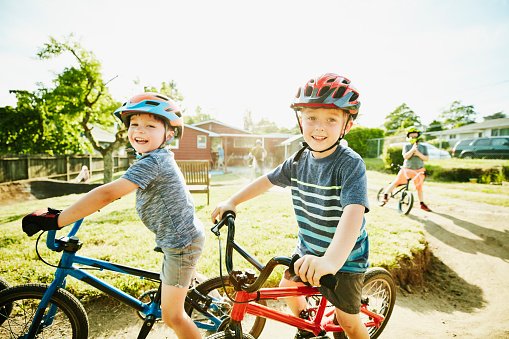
[383,103,421,135]
[438,100,478,129]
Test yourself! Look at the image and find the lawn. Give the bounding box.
[0,170,426,301]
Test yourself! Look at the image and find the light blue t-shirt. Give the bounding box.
[267,145,370,273]
[122,149,204,248]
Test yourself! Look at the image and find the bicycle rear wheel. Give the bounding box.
[0,277,11,325]
[0,283,89,339]
[397,189,414,215]
[185,275,266,338]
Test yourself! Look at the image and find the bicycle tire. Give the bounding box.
[397,189,414,215]
[185,275,266,338]
[0,283,89,339]
[206,331,255,339]
[376,187,386,206]
[0,277,12,325]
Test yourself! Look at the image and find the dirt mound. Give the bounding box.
[0,179,101,205]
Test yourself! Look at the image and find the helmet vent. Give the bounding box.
[318,86,330,97]
[326,77,336,83]
[350,92,359,102]
[145,100,160,106]
[305,86,313,97]
[332,86,346,99]
[342,78,350,84]
[155,94,169,100]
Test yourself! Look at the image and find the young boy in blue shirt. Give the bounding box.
[212,73,370,339]
[22,93,205,339]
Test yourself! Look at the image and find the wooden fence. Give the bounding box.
[0,155,130,183]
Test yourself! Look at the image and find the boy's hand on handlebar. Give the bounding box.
[22,207,62,236]
[211,200,236,223]
[294,255,337,287]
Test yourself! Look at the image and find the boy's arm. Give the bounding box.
[57,178,139,227]
[295,204,364,286]
[211,175,274,222]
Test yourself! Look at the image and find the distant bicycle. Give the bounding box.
[377,168,425,215]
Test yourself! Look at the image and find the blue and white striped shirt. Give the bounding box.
[267,145,369,273]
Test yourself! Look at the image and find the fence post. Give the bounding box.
[26,157,31,180]
[89,154,93,177]
[66,156,70,181]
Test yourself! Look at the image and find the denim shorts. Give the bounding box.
[160,235,205,288]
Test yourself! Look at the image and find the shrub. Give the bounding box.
[382,145,404,173]
[345,127,384,158]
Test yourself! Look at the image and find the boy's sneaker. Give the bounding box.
[420,202,432,212]
[295,329,331,338]
[295,329,315,338]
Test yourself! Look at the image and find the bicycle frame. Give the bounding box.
[28,219,224,337]
[210,213,386,337]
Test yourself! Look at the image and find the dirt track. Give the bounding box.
[86,178,509,338]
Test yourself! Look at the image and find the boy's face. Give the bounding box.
[300,108,353,158]
[128,114,173,154]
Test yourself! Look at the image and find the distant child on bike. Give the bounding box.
[381,126,432,212]
[22,93,205,339]
[212,73,370,339]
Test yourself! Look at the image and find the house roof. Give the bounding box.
[429,118,509,135]
[185,124,220,136]
[193,120,250,134]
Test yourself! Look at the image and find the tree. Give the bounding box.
[144,80,184,103]
[383,103,421,135]
[36,35,123,183]
[243,110,254,132]
[483,112,506,120]
[423,119,444,141]
[252,118,280,134]
[438,100,477,129]
[184,105,214,125]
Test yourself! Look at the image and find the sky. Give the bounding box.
[1,0,508,130]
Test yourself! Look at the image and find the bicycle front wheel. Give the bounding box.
[0,283,89,339]
[361,267,396,339]
[376,187,386,206]
[185,276,266,338]
[332,267,396,339]
[397,189,414,215]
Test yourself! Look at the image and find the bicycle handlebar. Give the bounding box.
[211,212,336,291]
[45,218,84,251]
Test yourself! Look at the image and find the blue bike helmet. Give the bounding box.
[114,92,183,139]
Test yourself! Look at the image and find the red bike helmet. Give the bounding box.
[291,73,360,118]
[114,92,184,139]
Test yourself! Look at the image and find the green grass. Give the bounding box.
[0,170,426,300]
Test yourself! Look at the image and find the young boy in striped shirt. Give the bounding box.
[211,73,369,339]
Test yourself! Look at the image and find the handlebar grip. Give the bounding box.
[288,254,336,290]
[210,210,236,236]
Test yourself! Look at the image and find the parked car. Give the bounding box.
[458,136,509,159]
[389,142,451,159]
[451,139,474,158]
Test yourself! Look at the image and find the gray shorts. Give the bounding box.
[284,269,365,315]
[160,235,204,288]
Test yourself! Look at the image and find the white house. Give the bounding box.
[426,118,509,145]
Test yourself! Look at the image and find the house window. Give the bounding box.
[492,128,509,136]
[168,139,180,149]
[449,134,456,139]
[197,135,207,149]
